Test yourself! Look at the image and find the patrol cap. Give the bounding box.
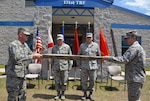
[18,27,30,35]
[57,34,64,40]
[124,30,138,39]
[86,33,93,38]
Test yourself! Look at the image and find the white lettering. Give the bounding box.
[64,0,85,6]
[76,1,85,5]
[64,0,75,5]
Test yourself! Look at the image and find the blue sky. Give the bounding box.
[113,0,150,16]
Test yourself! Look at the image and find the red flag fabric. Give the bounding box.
[35,27,42,63]
[47,26,54,54]
[74,27,79,55]
[100,27,110,56]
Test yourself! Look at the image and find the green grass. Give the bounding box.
[0,64,5,76]
[145,67,150,71]
[0,77,150,101]
[121,67,150,71]
[0,72,5,76]
[0,64,5,68]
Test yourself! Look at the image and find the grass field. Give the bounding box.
[0,76,150,101]
[0,63,150,101]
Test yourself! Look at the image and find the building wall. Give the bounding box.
[0,0,52,65]
[0,0,53,78]
[94,7,150,66]
[0,0,150,68]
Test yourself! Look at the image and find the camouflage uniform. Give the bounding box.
[51,43,73,93]
[78,42,100,92]
[108,41,146,101]
[6,40,33,101]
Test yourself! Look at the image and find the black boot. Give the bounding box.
[89,92,94,101]
[61,91,65,100]
[81,92,87,100]
[54,91,60,100]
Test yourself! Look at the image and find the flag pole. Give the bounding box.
[99,27,110,82]
[47,26,54,80]
[88,21,90,33]
[62,21,65,41]
[74,21,78,81]
[47,26,50,81]
[100,27,103,82]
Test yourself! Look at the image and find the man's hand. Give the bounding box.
[32,53,43,60]
[100,56,109,62]
[68,67,72,71]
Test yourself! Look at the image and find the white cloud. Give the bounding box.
[145,12,150,16]
[123,0,150,15]
[124,0,150,10]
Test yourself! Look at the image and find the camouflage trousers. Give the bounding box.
[81,69,97,92]
[127,82,143,101]
[6,77,26,101]
[53,70,68,91]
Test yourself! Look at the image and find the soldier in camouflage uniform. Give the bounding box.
[51,34,73,100]
[77,33,100,101]
[6,27,42,101]
[105,31,146,101]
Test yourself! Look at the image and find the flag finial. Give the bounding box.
[62,21,65,26]
[75,21,78,28]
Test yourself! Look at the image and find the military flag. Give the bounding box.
[74,24,80,55]
[100,27,110,56]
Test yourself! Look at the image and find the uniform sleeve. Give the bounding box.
[108,47,137,64]
[68,46,73,68]
[96,44,101,64]
[76,44,82,67]
[96,43,100,56]
[50,46,55,67]
[9,43,32,62]
[26,43,33,59]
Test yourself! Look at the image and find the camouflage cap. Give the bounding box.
[57,34,64,40]
[18,27,30,35]
[124,30,138,39]
[86,33,93,37]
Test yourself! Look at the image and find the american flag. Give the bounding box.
[35,27,42,63]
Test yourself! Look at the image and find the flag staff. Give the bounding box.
[62,21,64,34]
[62,21,65,42]
[100,26,102,82]
[99,26,110,82]
[47,26,51,81]
[74,21,78,81]
[88,22,90,33]
[47,26,54,80]
[100,26,103,82]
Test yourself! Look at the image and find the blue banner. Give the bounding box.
[35,0,113,8]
